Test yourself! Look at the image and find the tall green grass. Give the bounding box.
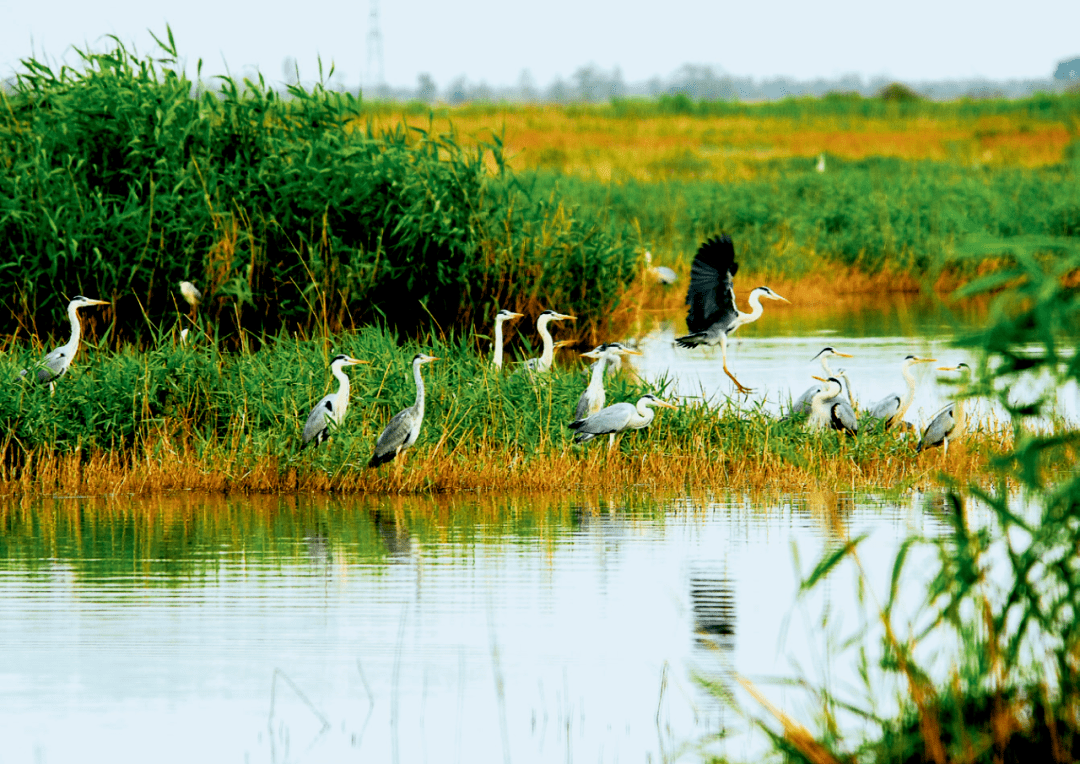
[0,30,641,343]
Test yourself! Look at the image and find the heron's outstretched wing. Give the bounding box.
[568,402,634,442]
[370,407,416,466]
[917,403,955,452]
[684,235,738,334]
[302,395,336,445]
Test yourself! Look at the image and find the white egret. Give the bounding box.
[865,355,937,430]
[369,353,439,467]
[523,310,576,373]
[569,393,677,449]
[807,376,858,435]
[20,295,109,389]
[575,343,642,420]
[302,354,368,446]
[675,235,789,393]
[917,364,972,454]
[789,347,854,415]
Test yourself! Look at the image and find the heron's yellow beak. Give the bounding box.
[345,358,369,366]
[811,375,827,382]
[88,299,110,306]
[508,311,525,319]
[655,399,678,409]
[834,351,853,358]
[772,293,791,304]
[620,348,644,356]
[937,365,961,371]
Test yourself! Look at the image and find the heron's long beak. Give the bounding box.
[620,348,644,356]
[937,365,960,371]
[916,357,938,364]
[811,375,827,382]
[834,351,853,358]
[580,350,600,359]
[772,293,791,304]
[556,313,577,321]
[508,312,524,319]
[88,299,110,306]
[345,358,369,366]
[655,399,678,409]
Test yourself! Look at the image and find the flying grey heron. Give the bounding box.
[491,308,524,368]
[575,343,642,420]
[917,363,971,454]
[20,295,109,389]
[568,393,677,449]
[369,353,439,467]
[523,310,576,373]
[675,235,789,394]
[789,346,854,415]
[179,281,202,308]
[807,376,858,435]
[865,355,937,431]
[645,250,678,285]
[301,354,368,447]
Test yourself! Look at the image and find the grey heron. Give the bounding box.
[917,363,971,454]
[645,250,678,285]
[568,393,677,449]
[523,310,576,373]
[20,295,109,389]
[807,376,858,435]
[675,235,789,393]
[301,354,368,447]
[369,353,439,467]
[789,347,854,415]
[491,308,524,368]
[179,281,202,308]
[576,343,642,420]
[865,355,937,431]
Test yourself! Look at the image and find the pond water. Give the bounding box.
[0,491,951,764]
[0,296,1072,764]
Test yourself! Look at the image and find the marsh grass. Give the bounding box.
[0,323,1016,497]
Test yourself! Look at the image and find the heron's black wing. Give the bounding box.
[684,235,738,334]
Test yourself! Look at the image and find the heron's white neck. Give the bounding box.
[493,318,506,368]
[412,358,426,418]
[632,397,659,426]
[738,290,768,326]
[331,361,352,412]
[808,382,841,428]
[586,354,608,396]
[63,301,84,358]
[895,362,920,420]
[537,317,555,369]
[819,354,836,377]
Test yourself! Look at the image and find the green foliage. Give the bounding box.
[0,32,642,342]
[522,157,1079,277]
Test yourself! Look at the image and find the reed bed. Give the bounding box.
[0,321,1016,497]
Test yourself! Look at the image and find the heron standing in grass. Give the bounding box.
[369,353,439,467]
[865,355,937,431]
[675,235,789,394]
[20,295,109,391]
[569,393,677,449]
[576,343,642,420]
[491,308,524,369]
[917,363,971,454]
[302,354,368,447]
[524,310,576,373]
[790,347,854,415]
[807,376,858,435]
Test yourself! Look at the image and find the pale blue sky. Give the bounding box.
[3,0,1077,90]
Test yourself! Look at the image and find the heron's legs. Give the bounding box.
[720,337,753,394]
[607,433,616,450]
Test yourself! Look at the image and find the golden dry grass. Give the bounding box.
[356,106,1074,179]
[0,428,1002,498]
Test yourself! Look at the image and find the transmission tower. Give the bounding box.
[366,0,385,92]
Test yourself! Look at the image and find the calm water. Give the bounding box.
[0,491,952,764]
[0,298,1072,763]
